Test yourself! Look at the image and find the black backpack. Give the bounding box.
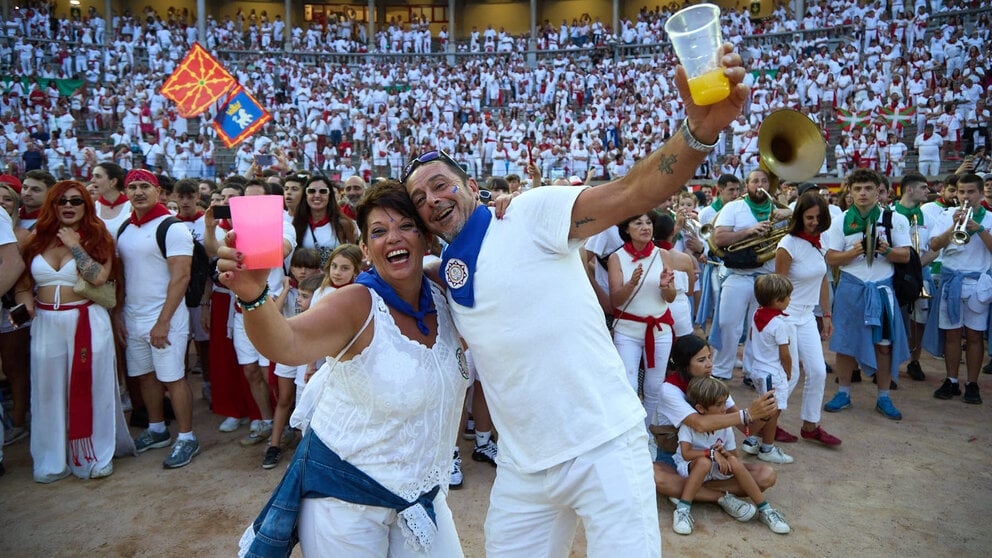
[117,217,211,308]
[882,210,923,308]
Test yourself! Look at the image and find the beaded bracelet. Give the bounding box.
[237,284,270,311]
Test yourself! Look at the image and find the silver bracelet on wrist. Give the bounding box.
[679,119,719,153]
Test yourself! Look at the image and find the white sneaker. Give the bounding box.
[718,492,756,522]
[240,420,273,446]
[672,507,694,535]
[758,446,794,464]
[735,358,744,368]
[218,417,249,433]
[759,506,791,534]
[741,435,760,455]
[449,450,463,489]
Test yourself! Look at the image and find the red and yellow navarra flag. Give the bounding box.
[160,42,237,118]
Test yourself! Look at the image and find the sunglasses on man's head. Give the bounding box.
[57,197,85,207]
[402,150,461,183]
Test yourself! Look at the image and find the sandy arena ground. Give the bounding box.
[1,352,991,557]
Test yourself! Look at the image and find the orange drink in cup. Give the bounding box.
[665,3,730,106]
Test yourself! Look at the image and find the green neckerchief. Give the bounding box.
[711,197,724,213]
[970,205,987,236]
[894,202,924,226]
[843,204,881,235]
[742,194,773,222]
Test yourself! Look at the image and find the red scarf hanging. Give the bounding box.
[753,307,788,333]
[613,308,675,368]
[129,203,171,227]
[36,300,97,467]
[664,372,689,393]
[622,241,654,262]
[656,240,674,250]
[218,219,233,231]
[97,193,129,208]
[19,206,40,220]
[793,231,821,249]
[176,211,204,223]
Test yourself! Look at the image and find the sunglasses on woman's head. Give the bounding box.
[402,150,461,183]
[57,197,85,207]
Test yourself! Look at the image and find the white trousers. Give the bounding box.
[918,160,940,176]
[30,304,129,480]
[298,492,463,557]
[614,329,673,427]
[713,273,759,379]
[485,425,660,558]
[785,307,828,424]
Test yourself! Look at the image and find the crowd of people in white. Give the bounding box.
[0,1,989,185]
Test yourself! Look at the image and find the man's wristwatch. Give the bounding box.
[680,120,719,153]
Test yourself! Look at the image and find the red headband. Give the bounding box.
[125,169,159,187]
[0,174,21,193]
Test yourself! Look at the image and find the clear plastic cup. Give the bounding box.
[230,195,284,270]
[665,3,730,106]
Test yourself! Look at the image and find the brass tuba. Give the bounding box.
[709,110,826,263]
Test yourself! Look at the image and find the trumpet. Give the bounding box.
[951,200,973,245]
[911,215,932,299]
[684,217,713,243]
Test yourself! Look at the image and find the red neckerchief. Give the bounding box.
[218,219,233,231]
[656,240,674,249]
[176,211,204,223]
[97,193,129,208]
[982,200,992,211]
[923,132,932,140]
[18,207,40,220]
[331,278,355,288]
[340,204,356,220]
[129,203,171,227]
[794,231,821,249]
[622,241,654,262]
[754,307,788,333]
[936,197,951,208]
[664,372,689,393]
[309,216,330,230]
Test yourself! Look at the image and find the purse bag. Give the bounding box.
[73,277,117,309]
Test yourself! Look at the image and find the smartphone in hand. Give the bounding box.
[765,374,774,393]
[213,205,232,219]
[9,303,30,327]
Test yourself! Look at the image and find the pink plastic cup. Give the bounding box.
[230,195,284,270]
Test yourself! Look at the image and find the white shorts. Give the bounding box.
[125,319,189,382]
[273,362,300,380]
[187,305,209,342]
[938,280,989,331]
[750,366,799,412]
[676,458,735,481]
[233,312,270,366]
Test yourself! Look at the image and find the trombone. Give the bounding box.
[951,200,973,245]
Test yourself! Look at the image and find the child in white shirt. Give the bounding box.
[672,376,791,536]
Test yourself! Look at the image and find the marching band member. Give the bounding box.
[695,174,742,330]
[894,173,936,381]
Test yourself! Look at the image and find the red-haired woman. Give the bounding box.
[14,181,134,483]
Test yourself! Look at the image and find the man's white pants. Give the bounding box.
[713,273,759,380]
[30,304,121,480]
[919,160,941,176]
[785,306,829,424]
[485,425,660,558]
[298,492,463,557]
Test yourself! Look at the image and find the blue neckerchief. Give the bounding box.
[355,268,436,335]
[440,205,492,308]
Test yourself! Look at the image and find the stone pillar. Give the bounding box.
[368,0,375,52]
[197,0,206,44]
[105,0,112,46]
[284,0,292,51]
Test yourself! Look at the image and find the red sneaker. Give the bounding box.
[801,426,842,446]
[775,426,798,443]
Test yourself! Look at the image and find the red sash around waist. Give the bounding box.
[613,308,675,368]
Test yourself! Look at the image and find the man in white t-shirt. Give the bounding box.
[116,169,200,469]
[401,51,754,556]
[0,208,25,476]
[174,179,210,382]
[914,124,944,177]
[709,169,792,381]
[696,174,742,329]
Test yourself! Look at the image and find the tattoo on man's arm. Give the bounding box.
[574,217,595,228]
[71,246,103,282]
[658,154,678,175]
